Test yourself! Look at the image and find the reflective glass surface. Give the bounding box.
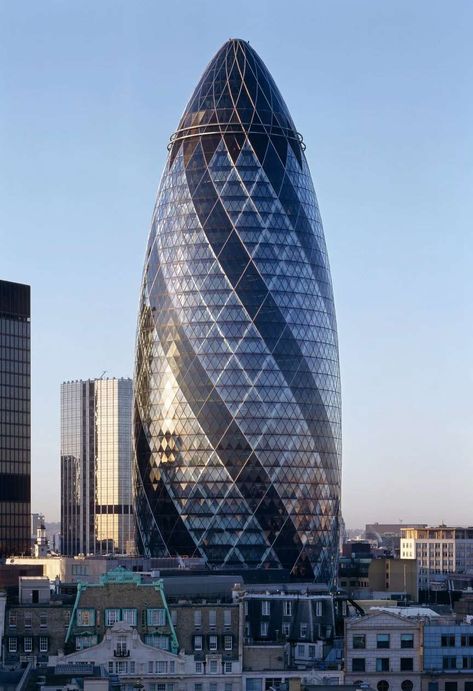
[0,280,31,557]
[133,39,341,583]
[61,378,133,555]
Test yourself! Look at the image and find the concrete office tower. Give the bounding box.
[133,39,341,583]
[0,280,31,557]
[61,378,133,556]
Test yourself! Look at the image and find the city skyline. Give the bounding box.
[1,1,472,527]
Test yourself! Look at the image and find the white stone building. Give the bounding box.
[344,610,423,691]
[51,621,242,691]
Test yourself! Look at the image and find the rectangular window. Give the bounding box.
[225,684,233,691]
[224,609,232,627]
[147,608,166,626]
[77,608,95,626]
[377,634,390,649]
[352,658,365,672]
[23,637,32,653]
[353,635,366,649]
[300,623,308,639]
[261,601,270,616]
[283,601,292,617]
[297,644,305,657]
[76,635,98,650]
[195,685,203,691]
[39,612,47,628]
[210,684,217,691]
[130,662,135,674]
[24,613,32,629]
[122,609,137,626]
[105,608,121,626]
[282,623,290,637]
[443,657,457,670]
[171,610,177,626]
[224,662,232,674]
[209,610,217,627]
[209,635,218,651]
[260,621,268,637]
[156,661,167,674]
[462,636,473,647]
[194,635,203,651]
[224,635,233,651]
[194,610,202,627]
[39,637,48,653]
[441,635,456,647]
[209,660,218,674]
[116,661,128,675]
[465,683,473,691]
[8,638,17,653]
[376,658,390,672]
[195,662,203,674]
[400,657,414,671]
[308,645,316,658]
[8,612,16,628]
[445,684,457,691]
[401,634,414,649]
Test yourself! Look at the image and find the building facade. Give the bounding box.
[61,378,133,556]
[133,38,341,583]
[401,528,473,590]
[345,610,424,691]
[0,279,31,557]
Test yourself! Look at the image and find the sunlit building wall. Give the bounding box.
[61,378,133,556]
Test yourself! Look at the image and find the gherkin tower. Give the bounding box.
[133,39,341,583]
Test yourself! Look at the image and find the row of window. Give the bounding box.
[246,600,323,617]
[77,608,167,628]
[357,681,413,691]
[193,610,233,628]
[8,637,48,654]
[8,612,49,628]
[352,657,414,672]
[353,633,414,649]
[441,635,473,647]
[247,621,309,638]
[439,656,473,670]
[428,682,473,691]
[194,635,233,651]
[195,661,233,675]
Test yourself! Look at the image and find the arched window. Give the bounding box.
[401,681,413,691]
[377,681,389,691]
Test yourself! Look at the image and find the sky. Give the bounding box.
[1,0,472,528]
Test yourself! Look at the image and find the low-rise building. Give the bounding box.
[422,622,473,691]
[345,610,424,691]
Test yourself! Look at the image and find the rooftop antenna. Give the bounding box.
[99,370,107,379]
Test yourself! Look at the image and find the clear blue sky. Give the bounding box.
[1,1,472,527]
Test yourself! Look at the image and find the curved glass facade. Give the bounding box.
[134,39,341,583]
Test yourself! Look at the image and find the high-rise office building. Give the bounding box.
[61,378,133,556]
[133,39,341,583]
[0,279,31,557]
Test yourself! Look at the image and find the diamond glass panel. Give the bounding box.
[133,39,341,584]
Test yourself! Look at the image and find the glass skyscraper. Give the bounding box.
[0,279,31,557]
[134,39,341,583]
[61,378,133,556]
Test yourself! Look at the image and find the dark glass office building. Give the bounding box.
[134,39,341,583]
[0,280,31,557]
